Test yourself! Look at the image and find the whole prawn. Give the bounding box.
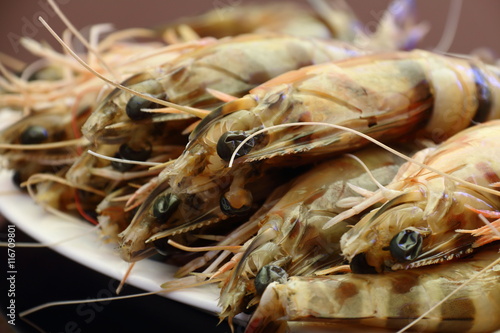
[119,49,500,263]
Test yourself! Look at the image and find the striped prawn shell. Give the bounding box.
[193,48,500,169]
[246,246,500,333]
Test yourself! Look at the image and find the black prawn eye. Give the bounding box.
[119,142,152,161]
[111,142,152,172]
[389,229,423,262]
[111,152,133,172]
[125,93,166,121]
[153,193,180,223]
[20,125,48,144]
[254,265,288,295]
[216,131,255,161]
[12,170,24,189]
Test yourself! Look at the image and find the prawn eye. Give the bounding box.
[254,265,288,295]
[125,93,165,121]
[20,125,48,144]
[12,170,23,189]
[111,142,152,171]
[217,131,255,161]
[389,229,423,262]
[119,141,152,161]
[153,194,180,222]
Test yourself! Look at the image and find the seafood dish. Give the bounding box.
[1,0,499,332]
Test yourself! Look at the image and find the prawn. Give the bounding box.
[83,0,429,145]
[0,108,91,187]
[81,33,369,144]
[160,1,358,43]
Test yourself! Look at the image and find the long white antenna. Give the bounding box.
[228,122,500,200]
[87,149,162,166]
[47,0,119,79]
[433,0,463,52]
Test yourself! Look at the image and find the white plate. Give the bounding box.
[0,169,226,317]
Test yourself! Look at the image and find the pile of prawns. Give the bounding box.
[1,0,499,332]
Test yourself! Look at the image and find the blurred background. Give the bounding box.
[1,0,500,62]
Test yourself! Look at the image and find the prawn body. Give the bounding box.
[161,0,427,50]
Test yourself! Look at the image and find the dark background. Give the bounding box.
[1,1,500,332]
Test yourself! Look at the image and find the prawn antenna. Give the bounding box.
[167,239,242,253]
[0,137,89,150]
[87,149,162,167]
[227,121,500,221]
[433,0,463,52]
[24,173,106,197]
[47,0,118,79]
[19,289,166,318]
[0,59,26,91]
[344,153,389,192]
[140,106,210,119]
[38,17,210,119]
[116,262,135,294]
